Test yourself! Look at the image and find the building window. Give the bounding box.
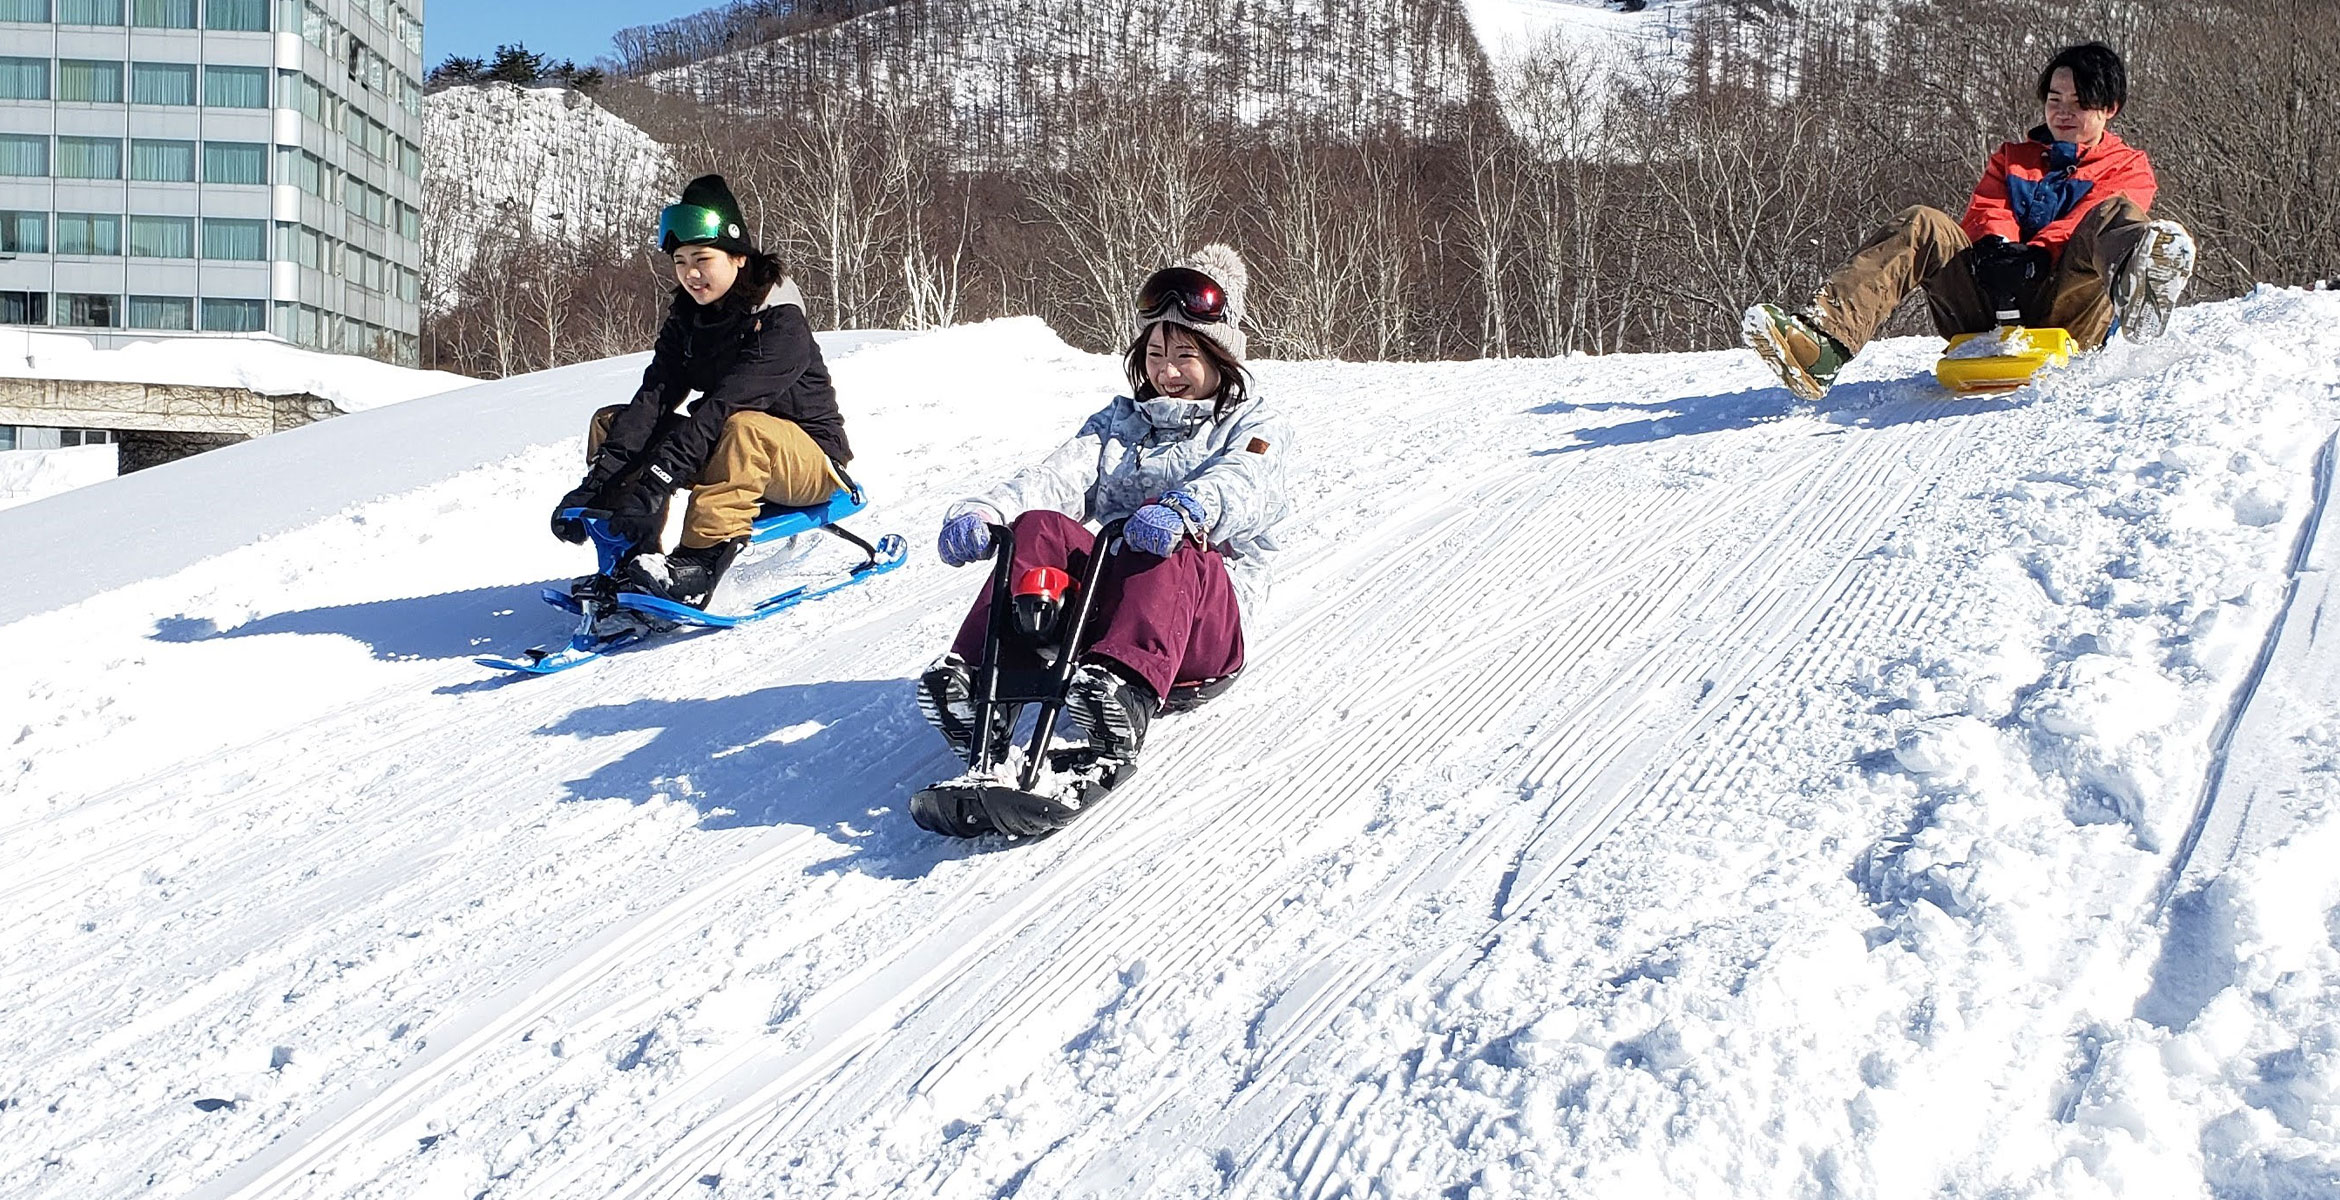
[57,292,119,328]
[57,0,121,23]
[57,136,122,179]
[0,290,46,325]
[0,210,42,253]
[128,294,193,330]
[0,56,49,100]
[131,0,193,27]
[275,220,319,268]
[201,217,265,260]
[0,0,53,20]
[59,429,118,446]
[56,212,121,255]
[203,64,267,107]
[58,59,125,103]
[202,297,264,331]
[203,0,264,29]
[128,214,192,258]
[202,140,265,185]
[131,61,197,105]
[0,134,47,176]
[130,138,196,181]
[276,146,322,195]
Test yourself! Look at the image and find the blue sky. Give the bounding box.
[423,1,718,71]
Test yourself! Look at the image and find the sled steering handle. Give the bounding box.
[1018,519,1125,792]
[969,522,1019,768]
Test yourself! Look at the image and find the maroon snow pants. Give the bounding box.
[949,508,1245,702]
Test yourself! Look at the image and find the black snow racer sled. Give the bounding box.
[479,476,906,675]
[910,520,1236,839]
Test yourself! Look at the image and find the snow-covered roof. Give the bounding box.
[0,327,471,414]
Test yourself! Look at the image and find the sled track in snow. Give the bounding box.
[2154,428,2340,912]
[1229,407,1981,1195]
[540,393,1985,1197]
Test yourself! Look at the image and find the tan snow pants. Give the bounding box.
[589,406,842,549]
[1808,197,2149,355]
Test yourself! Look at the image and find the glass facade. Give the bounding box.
[129,138,195,181]
[58,59,123,103]
[130,62,196,105]
[0,0,424,365]
[56,212,120,255]
[128,293,193,329]
[0,209,43,253]
[0,56,49,100]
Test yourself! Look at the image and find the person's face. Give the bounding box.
[2043,67,2117,147]
[672,245,744,305]
[1144,324,1222,400]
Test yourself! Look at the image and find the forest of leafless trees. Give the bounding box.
[421,0,2340,379]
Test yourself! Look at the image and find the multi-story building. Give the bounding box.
[0,0,423,366]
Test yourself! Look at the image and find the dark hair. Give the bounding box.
[673,247,785,312]
[1123,321,1250,417]
[2038,43,2126,111]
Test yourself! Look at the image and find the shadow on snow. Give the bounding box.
[1532,373,2024,454]
[151,581,574,663]
[535,676,1009,875]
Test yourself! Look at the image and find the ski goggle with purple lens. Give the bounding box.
[1135,266,1228,324]
[655,204,740,253]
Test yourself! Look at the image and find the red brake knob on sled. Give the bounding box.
[1011,566,1074,641]
[1014,566,1072,601]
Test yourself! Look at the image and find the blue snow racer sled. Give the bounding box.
[477,480,907,675]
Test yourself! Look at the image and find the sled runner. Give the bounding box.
[478,481,906,675]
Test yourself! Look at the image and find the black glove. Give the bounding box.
[1968,236,2050,317]
[550,486,602,543]
[550,450,630,543]
[605,477,672,553]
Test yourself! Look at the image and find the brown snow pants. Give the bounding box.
[588,406,841,549]
[1807,197,2150,355]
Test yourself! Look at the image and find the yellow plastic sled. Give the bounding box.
[1933,326,2077,394]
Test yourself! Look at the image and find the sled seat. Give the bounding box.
[750,485,869,544]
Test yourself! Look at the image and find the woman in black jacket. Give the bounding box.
[551,174,852,608]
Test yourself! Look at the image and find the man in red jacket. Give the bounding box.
[1745,43,2196,401]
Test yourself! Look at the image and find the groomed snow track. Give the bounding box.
[5,297,2339,1199]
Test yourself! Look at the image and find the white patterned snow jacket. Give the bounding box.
[954,393,1292,622]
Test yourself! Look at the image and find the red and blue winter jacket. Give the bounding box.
[1961,126,2157,260]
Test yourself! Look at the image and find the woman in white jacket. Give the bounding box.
[921,245,1291,768]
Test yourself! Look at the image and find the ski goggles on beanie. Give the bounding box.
[655,204,743,253]
[1135,266,1228,324]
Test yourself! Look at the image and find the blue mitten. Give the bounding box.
[1125,490,1210,558]
[937,508,997,567]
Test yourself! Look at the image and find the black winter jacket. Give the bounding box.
[598,255,851,492]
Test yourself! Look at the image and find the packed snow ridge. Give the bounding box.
[3,290,2338,1198]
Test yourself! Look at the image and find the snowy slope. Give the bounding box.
[4,293,2339,1198]
[0,444,115,512]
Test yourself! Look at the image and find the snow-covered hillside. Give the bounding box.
[421,83,677,288]
[647,0,1490,138]
[4,293,2339,1198]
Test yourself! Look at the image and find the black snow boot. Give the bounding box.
[1067,659,1157,765]
[619,537,745,609]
